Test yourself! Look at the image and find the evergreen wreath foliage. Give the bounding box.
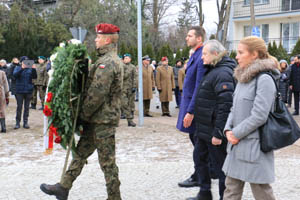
[45,42,89,150]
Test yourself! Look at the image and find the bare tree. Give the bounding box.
[221,0,232,45]
[194,0,204,26]
[145,0,177,50]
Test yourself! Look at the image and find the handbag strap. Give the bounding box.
[255,71,280,111]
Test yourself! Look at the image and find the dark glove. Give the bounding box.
[6,98,9,105]
[172,88,175,92]
[180,90,182,93]
[43,86,47,90]
[132,88,136,93]
[158,89,162,93]
[152,87,155,91]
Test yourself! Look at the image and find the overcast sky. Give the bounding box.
[163,0,219,35]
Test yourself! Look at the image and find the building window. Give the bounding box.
[282,22,300,52]
[244,0,269,6]
[282,0,300,11]
[262,24,269,43]
[244,25,251,37]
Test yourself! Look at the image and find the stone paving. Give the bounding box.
[0,97,300,200]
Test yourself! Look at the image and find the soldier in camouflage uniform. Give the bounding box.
[121,53,137,127]
[40,23,123,200]
[31,56,48,110]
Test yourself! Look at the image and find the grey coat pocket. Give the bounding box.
[235,138,260,163]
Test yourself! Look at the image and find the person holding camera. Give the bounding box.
[31,56,49,110]
[13,56,37,129]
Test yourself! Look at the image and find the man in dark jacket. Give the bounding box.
[176,26,207,188]
[8,57,20,96]
[173,60,183,108]
[187,40,236,200]
[289,55,300,115]
[13,56,37,129]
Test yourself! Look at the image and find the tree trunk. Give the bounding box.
[221,0,232,46]
[216,0,226,41]
[250,0,256,29]
[196,0,204,26]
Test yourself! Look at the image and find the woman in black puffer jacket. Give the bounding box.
[279,60,289,103]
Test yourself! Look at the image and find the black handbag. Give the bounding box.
[256,72,300,152]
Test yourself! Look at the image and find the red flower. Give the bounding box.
[46,92,53,103]
[54,136,61,144]
[49,124,58,137]
[43,105,52,117]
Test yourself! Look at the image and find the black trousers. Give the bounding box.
[294,91,300,113]
[174,86,181,107]
[288,88,293,105]
[195,136,227,199]
[189,134,217,184]
[16,93,32,123]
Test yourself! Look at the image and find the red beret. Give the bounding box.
[95,23,120,34]
[161,56,168,61]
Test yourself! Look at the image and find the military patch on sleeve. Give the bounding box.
[98,64,106,69]
[222,84,228,89]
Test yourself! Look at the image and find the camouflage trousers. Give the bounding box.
[31,85,46,105]
[60,124,121,200]
[121,90,135,121]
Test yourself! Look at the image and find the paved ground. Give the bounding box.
[0,96,300,200]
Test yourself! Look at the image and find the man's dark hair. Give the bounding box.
[175,60,182,65]
[189,26,206,41]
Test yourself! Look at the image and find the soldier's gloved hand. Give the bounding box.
[172,88,175,92]
[152,87,155,91]
[132,88,136,93]
[180,90,183,93]
[43,86,47,90]
[6,98,9,105]
[158,89,162,93]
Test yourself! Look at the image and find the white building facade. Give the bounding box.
[228,0,300,53]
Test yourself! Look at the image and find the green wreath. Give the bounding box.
[44,42,89,150]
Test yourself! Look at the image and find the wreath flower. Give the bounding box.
[43,105,52,117]
[46,92,53,103]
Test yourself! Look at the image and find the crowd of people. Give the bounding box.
[0,56,50,132]
[1,22,300,200]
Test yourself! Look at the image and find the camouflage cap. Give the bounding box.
[142,55,151,61]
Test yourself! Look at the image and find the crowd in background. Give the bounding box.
[0,56,50,132]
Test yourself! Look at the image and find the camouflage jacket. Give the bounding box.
[122,62,137,92]
[80,43,123,129]
[32,63,48,86]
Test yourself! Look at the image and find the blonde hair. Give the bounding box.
[269,55,281,70]
[240,36,269,59]
[104,34,119,44]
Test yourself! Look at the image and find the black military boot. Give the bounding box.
[14,120,20,129]
[30,104,36,109]
[0,118,6,133]
[23,120,30,129]
[128,120,136,127]
[38,103,44,110]
[40,183,69,200]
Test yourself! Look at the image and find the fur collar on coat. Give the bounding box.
[234,58,280,83]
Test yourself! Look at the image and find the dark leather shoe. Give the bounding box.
[292,111,299,115]
[23,122,30,129]
[144,114,153,117]
[120,114,126,119]
[40,183,69,200]
[166,113,172,117]
[128,121,136,127]
[30,104,36,109]
[178,177,199,188]
[186,191,212,200]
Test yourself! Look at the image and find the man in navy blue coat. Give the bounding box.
[177,26,207,188]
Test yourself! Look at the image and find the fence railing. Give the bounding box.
[226,37,300,53]
[234,0,300,18]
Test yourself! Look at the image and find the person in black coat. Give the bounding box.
[289,55,300,115]
[279,60,289,103]
[187,40,236,200]
[8,57,20,96]
[13,56,37,129]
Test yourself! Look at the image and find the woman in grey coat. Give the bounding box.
[223,36,279,200]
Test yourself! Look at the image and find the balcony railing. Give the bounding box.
[234,0,300,18]
[226,37,300,53]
